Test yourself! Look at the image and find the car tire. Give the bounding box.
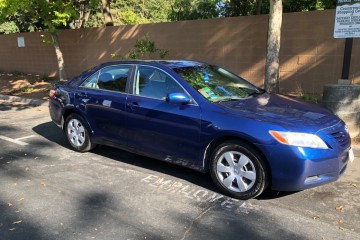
[65,113,95,152]
[209,140,269,200]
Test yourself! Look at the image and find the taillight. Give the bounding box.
[49,89,57,98]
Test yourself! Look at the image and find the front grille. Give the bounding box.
[330,131,350,148]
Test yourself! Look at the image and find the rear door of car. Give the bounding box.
[125,65,202,164]
[75,64,134,146]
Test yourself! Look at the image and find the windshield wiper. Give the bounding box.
[212,97,242,103]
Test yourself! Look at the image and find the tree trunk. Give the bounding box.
[51,33,67,81]
[80,10,90,28]
[101,0,114,26]
[256,0,262,15]
[77,3,90,28]
[264,0,282,93]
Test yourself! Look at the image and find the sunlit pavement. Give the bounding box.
[1,100,359,240]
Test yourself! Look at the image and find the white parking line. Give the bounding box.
[16,135,36,141]
[0,135,35,146]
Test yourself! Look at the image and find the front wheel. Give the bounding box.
[209,141,269,200]
[65,113,95,152]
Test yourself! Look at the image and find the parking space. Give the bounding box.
[0,101,359,240]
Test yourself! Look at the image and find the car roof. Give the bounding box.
[96,60,206,70]
[75,60,208,82]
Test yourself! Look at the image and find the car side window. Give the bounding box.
[135,66,185,99]
[81,65,131,92]
[81,72,99,89]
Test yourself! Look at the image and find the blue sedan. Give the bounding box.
[49,60,353,199]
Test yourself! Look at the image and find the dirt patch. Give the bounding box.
[353,136,360,146]
[0,72,56,101]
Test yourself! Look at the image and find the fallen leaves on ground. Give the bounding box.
[335,205,344,211]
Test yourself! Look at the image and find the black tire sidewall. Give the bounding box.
[65,113,93,152]
[210,141,268,200]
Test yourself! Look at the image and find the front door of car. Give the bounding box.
[75,65,133,146]
[125,65,202,164]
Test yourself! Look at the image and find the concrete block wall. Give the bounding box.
[0,9,358,95]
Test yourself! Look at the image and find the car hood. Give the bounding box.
[218,93,340,132]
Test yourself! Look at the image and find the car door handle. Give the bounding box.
[127,102,139,110]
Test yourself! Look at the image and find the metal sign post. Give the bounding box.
[334,0,360,83]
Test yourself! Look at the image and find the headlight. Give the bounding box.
[269,131,328,149]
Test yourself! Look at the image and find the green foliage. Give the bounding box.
[112,36,169,59]
[283,0,336,12]
[128,49,139,59]
[134,37,157,56]
[111,0,171,25]
[0,0,80,33]
[85,12,104,28]
[0,0,338,32]
[170,0,222,21]
[301,94,318,103]
[120,9,150,24]
[222,0,259,17]
[17,86,34,93]
[159,49,169,59]
[0,21,19,34]
[40,34,53,45]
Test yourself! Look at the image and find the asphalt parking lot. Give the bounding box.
[0,100,359,240]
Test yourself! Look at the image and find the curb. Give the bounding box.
[0,94,48,107]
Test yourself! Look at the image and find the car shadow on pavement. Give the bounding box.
[32,121,69,148]
[32,121,297,200]
[257,188,298,200]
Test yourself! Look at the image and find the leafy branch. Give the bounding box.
[111,35,169,59]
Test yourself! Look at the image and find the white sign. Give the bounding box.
[334,0,360,38]
[17,36,25,47]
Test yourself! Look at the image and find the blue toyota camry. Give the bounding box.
[49,60,353,199]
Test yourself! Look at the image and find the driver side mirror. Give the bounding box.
[166,93,190,105]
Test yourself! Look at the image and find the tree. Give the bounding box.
[225,0,255,16]
[71,0,99,29]
[111,0,171,25]
[283,0,336,12]
[101,0,114,26]
[264,0,282,93]
[256,0,263,15]
[0,21,19,34]
[0,0,81,81]
[169,0,221,21]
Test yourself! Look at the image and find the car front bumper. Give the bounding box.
[255,143,351,191]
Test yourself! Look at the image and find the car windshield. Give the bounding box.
[173,64,264,102]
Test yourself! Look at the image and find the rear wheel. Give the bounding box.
[209,140,268,200]
[65,113,95,152]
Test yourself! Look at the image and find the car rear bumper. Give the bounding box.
[49,99,63,128]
